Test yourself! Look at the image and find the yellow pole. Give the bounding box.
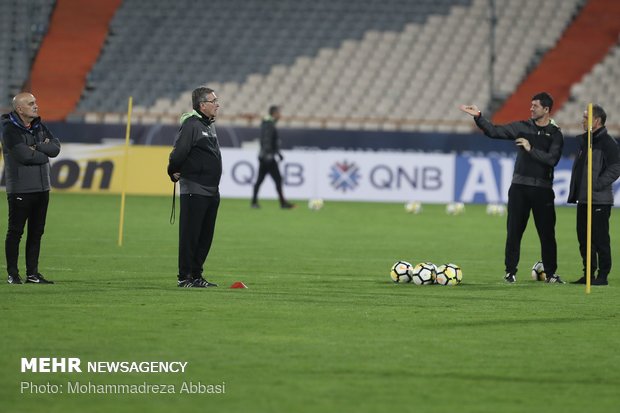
[118,96,133,247]
[586,103,593,294]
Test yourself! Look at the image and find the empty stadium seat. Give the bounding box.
[74,0,592,133]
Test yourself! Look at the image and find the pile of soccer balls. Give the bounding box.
[390,261,462,286]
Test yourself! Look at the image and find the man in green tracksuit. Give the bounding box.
[168,87,221,288]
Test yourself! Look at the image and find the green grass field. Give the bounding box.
[1,193,619,413]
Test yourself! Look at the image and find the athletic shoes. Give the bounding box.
[26,273,54,284]
[178,278,194,288]
[281,202,296,209]
[570,276,593,284]
[192,277,218,288]
[7,274,22,284]
[177,277,218,288]
[545,274,565,284]
[504,273,516,283]
[250,203,260,209]
[592,278,609,286]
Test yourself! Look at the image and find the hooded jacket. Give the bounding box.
[475,115,563,188]
[1,112,61,193]
[568,127,620,205]
[167,110,222,187]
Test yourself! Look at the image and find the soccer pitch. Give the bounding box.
[1,194,619,413]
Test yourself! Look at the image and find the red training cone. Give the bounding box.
[230,281,247,289]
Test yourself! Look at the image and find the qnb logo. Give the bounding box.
[329,160,361,192]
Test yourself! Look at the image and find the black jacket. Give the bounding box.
[167,110,222,187]
[568,127,620,205]
[475,115,564,188]
[258,116,280,161]
[1,112,61,193]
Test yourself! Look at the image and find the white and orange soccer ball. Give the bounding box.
[308,198,324,210]
[411,262,436,285]
[435,263,463,286]
[390,261,414,283]
[531,261,546,281]
[404,201,422,214]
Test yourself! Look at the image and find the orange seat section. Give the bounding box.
[29,0,122,120]
[493,0,620,123]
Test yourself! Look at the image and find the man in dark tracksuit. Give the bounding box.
[460,92,565,283]
[1,92,60,284]
[168,87,221,288]
[568,105,620,286]
[251,105,294,209]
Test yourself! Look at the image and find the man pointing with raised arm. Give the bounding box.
[459,92,565,284]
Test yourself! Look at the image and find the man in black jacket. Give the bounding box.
[460,92,565,283]
[568,105,620,286]
[1,92,60,284]
[251,105,295,209]
[168,87,221,288]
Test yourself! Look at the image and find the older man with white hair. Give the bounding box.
[1,92,60,284]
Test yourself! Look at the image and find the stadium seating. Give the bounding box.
[74,0,587,132]
[554,40,620,136]
[0,0,55,108]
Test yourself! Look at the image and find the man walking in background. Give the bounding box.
[168,86,221,288]
[1,92,60,284]
[459,92,565,284]
[568,105,620,286]
[251,105,295,209]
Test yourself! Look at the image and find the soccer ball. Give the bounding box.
[446,202,465,215]
[531,261,546,281]
[435,263,463,285]
[486,203,506,216]
[390,261,414,283]
[308,198,324,210]
[404,201,422,214]
[411,262,436,285]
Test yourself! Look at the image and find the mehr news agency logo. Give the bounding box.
[18,357,226,395]
[329,160,361,192]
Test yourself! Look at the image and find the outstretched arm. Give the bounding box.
[459,104,522,140]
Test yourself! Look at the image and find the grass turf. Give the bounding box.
[1,193,619,413]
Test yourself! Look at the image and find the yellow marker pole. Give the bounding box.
[586,103,593,294]
[118,96,133,247]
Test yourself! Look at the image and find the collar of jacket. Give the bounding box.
[179,109,213,125]
[529,118,559,130]
[580,126,607,143]
[1,112,41,132]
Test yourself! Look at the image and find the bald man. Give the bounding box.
[1,92,60,284]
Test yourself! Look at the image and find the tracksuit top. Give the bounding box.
[568,127,620,205]
[167,110,222,195]
[1,112,61,193]
[475,114,564,188]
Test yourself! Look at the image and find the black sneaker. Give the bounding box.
[504,273,516,283]
[546,274,565,284]
[250,203,260,209]
[7,274,22,284]
[592,278,608,286]
[570,276,593,284]
[192,277,218,288]
[26,273,54,284]
[281,202,296,209]
[177,278,194,288]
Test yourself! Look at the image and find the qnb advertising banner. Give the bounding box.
[1,144,618,204]
[222,149,454,202]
